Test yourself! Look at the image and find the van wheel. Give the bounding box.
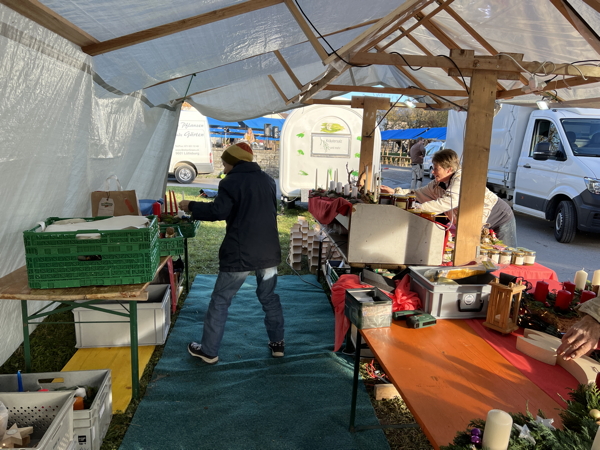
[554,200,577,243]
[174,164,196,184]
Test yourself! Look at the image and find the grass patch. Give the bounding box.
[0,184,432,450]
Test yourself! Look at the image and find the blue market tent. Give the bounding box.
[208,117,284,141]
[420,127,447,140]
[381,128,428,140]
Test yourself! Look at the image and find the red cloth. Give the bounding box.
[466,319,577,406]
[392,276,421,312]
[308,196,352,225]
[491,262,559,286]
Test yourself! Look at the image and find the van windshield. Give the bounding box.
[561,119,600,157]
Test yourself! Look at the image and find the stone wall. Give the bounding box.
[211,146,280,178]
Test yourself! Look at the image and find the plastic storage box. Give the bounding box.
[159,220,199,238]
[345,287,392,329]
[73,284,171,348]
[23,216,160,289]
[409,266,496,319]
[0,391,74,450]
[159,227,185,256]
[0,370,111,450]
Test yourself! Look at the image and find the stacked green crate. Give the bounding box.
[159,219,199,238]
[23,216,160,289]
[159,227,185,256]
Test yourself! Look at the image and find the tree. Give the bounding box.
[379,107,448,130]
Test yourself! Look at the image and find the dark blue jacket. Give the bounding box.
[188,161,281,272]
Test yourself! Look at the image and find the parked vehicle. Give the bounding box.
[279,102,381,205]
[446,105,600,242]
[168,104,214,183]
[423,141,445,178]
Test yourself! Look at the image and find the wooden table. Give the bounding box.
[0,256,172,401]
[350,319,563,449]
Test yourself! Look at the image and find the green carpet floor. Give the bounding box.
[119,274,389,449]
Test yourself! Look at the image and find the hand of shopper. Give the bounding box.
[557,314,600,360]
[178,200,192,213]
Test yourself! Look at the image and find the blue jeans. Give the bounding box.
[200,267,284,356]
[493,216,517,248]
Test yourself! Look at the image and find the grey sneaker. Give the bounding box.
[188,342,218,364]
[269,340,285,357]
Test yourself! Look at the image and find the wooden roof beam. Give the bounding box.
[82,0,284,56]
[324,84,467,97]
[268,74,290,102]
[273,50,303,90]
[549,0,600,56]
[496,76,600,99]
[0,0,98,47]
[581,0,600,14]
[283,0,329,61]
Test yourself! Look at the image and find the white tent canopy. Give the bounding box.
[2,0,600,364]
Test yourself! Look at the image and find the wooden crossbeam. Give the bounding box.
[0,0,98,47]
[496,76,600,99]
[324,84,467,97]
[268,74,290,102]
[549,0,600,56]
[283,0,329,61]
[273,50,303,89]
[82,0,283,56]
[582,0,600,14]
[288,66,343,104]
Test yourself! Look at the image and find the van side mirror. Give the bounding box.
[532,142,551,160]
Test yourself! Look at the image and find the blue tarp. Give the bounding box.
[242,117,285,130]
[381,127,446,141]
[420,127,446,140]
[207,116,284,141]
[381,128,428,140]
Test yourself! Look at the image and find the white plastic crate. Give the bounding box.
[73,284,171,348]
[0,391,74,450]
[0,369,112,450]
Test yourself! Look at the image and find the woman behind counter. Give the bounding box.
[381,148,517,247]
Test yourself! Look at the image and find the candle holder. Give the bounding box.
[483,279,526,334]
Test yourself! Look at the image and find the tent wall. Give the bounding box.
[0,6,180,366]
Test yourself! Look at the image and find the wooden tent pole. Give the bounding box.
[453,69,498,265]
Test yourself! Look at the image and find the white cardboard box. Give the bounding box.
[73,284,171,348]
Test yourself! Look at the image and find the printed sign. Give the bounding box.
[172,119,208,156]
[311,134,351,157]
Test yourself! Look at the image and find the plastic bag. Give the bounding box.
[0,400,8,438]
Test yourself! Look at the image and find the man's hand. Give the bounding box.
[557,314,600,361]
[178,200,192,213]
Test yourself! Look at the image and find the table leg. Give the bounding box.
[349,330,362,432]
[317,240,323,282]
[184,238,190,292]
[129,300,140,401]
[20,300,31,372]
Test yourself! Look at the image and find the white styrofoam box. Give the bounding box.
[0,391,74,450]
[73,284,171,348]
[0,369,111,450]
[409,266,496,319]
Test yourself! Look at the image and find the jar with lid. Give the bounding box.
[378,193,393,205]
[394,195,408,209]
[489,249,500,264]
[479,249,490,260]
[406,194,416,210]
[443,249,454,263]
[499,250,512,265]
[523,250,536,265]
[512,251,525,265]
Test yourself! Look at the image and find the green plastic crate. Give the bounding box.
[24,216,160,289]
[159,228,185,256]
[159,219,199,238]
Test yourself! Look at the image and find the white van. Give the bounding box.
[423,141,445,178]
[168,104,214,183]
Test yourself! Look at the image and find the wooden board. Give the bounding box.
[558,355,600,386]
[347,204,445,265]
[62,346,155,413]
[516,336,557,365]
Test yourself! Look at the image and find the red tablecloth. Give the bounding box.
[466,319,577,406]
[492,262,559,288]
[308,196,352,225]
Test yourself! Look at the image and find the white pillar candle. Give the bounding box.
[481,409,513,450]
[343,184,351,196]
[334,169,338,185]
[315,169,318,190]
[575,269,588,290]
[351,186,358,198]
[592,270,600,286]
[336,182,343,193]
[329,180,335,191]
[592,425,600,450]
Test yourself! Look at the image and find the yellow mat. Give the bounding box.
[62,346,155,413]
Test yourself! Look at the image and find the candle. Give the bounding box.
[534,281,549,303]
[334,169,338,185]
[329,180,335,191]
[555,289,574,310]
[575,269,588,291]
[563,281,576,294]
[581,290,597,303]
[481,409,512,450]
[336,182,343,193]
[351,186,358,198]
[592,425,600,450]
[593,270,600,286]
[343,184,350,196]
[315,169,318,190]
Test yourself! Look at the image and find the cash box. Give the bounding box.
[345,287,392,329]
[409,266,496,319]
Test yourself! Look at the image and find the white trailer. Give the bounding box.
[279,103,381,204]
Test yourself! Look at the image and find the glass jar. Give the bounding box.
[406,194,416,210]
[512,251,525,265]
[395,195,408,209]
[523,250,536,265]
[479,249,490,260]
[499,250,512,265]
[489,250,500,264]
[419,211,436,221]
[378,193,393,205]
[443,249,454,263]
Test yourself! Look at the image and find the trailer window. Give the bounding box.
[530,119,561,159]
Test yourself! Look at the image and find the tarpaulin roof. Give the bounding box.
[381,128,428,140]
[420,127,446,140]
